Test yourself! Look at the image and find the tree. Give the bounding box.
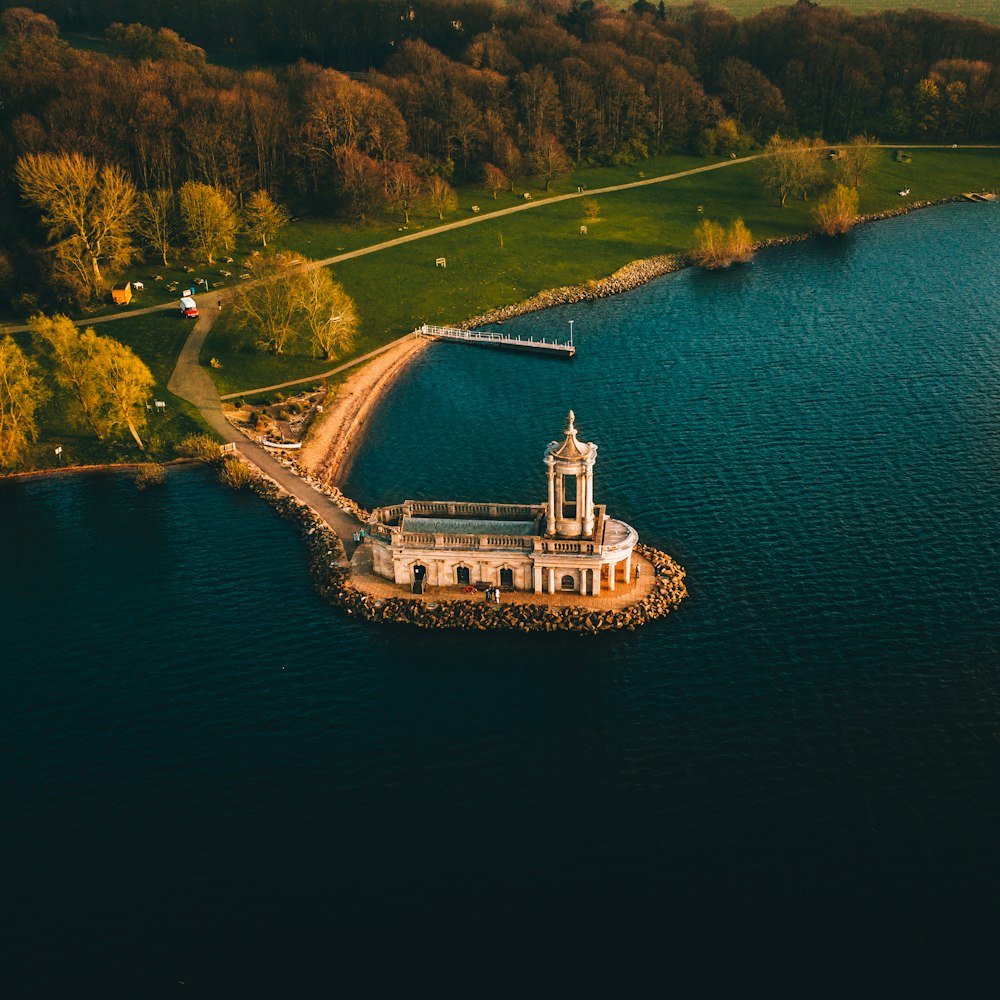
[242,190,290,247]
[338,148,385,219]
[384,161,422,224]
[483,162,509,200]
[230,252,358,359]
[528,131,571,191]
[913,77,942,137]
[0,336,48,469]
[813,184,860,236]
[759,136,825,207]
[426,175,457,220]
[16,152,137,301]
[179,182,238,264]
[294,268,358,361]
[719,58,786,138]
[835,135,879,189]
[230,251,306,354]
[96,337,154,450]
[136,188,176,267]
[31,314,105,436]
[31,314,153,447]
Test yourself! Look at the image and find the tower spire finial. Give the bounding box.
[566,410,576,434]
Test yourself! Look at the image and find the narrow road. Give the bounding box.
[167,307,363,557]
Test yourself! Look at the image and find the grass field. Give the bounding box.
[642,0,999,25]
[203,147,1000,397]
[8,145,999,468]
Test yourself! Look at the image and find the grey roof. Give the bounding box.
[402,516,536,537]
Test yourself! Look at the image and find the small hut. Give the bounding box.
[111,282,132,306]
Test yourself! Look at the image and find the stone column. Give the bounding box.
[533,564,541,594]
[593,566,601,596]
[547,567,555,594]
[583,463,595,536]
[608,561,616,592]
[625,553,632,586]
[545,455,556,534]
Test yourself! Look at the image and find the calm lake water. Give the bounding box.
[3,203,999,990]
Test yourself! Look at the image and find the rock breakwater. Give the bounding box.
[232,461,687,634]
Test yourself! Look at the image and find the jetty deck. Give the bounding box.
[420,324,575,358]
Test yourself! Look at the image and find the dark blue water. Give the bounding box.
[3,204,1000,991]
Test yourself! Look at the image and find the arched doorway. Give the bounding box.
[500,568,514,589]
[560,574,576,592]
[456,566,470,586]
[586,568,593,596]
[412,563,426,594]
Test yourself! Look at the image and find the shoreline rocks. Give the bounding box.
[461,196,971,329]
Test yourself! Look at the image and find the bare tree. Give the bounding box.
[835,135,880,188]
[426,175,457,220]
[16,152,137,300]
[528,131,571,191]
[759,136,825,207]
[0,336,48,469]
[384,161,422,224]
[691,218,754,269]
[136,188,176,267]
[294,268,358,361]
[230,251,305,354]
[483,162,509,200]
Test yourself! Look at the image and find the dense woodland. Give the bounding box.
[2,0,999,310]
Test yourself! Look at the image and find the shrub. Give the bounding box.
[813,184,860,236]
[134,463,166,489]
[219,455,256,490]
[690,217,754,269]
[178,433,221,462]
[582,199,600,221]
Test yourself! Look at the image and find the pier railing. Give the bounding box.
[421,324,575,357]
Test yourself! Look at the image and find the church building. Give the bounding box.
[367,412,638,596]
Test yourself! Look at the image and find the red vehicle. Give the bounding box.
[179,296,199,318]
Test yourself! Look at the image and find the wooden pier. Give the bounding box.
[420,324,576,358]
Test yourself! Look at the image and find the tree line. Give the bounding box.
[1,2,999,309]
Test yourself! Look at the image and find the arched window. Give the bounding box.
[560,574,576,592]
[500,568,514,589]
[456,566,470,586]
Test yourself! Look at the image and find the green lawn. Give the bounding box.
[632,0,1000,25]
[9,146,999,471]
[203,147,1000,396]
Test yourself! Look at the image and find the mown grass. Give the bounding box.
[10,146,998,470]
[638,0,999,25]
[203,147,1000,394]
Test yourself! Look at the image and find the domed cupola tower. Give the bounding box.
[544,411,598,538]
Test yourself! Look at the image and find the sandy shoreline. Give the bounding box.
[298,333,429,486]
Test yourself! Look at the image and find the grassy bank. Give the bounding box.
[7,146,998,469]
[204,147,1000,395]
